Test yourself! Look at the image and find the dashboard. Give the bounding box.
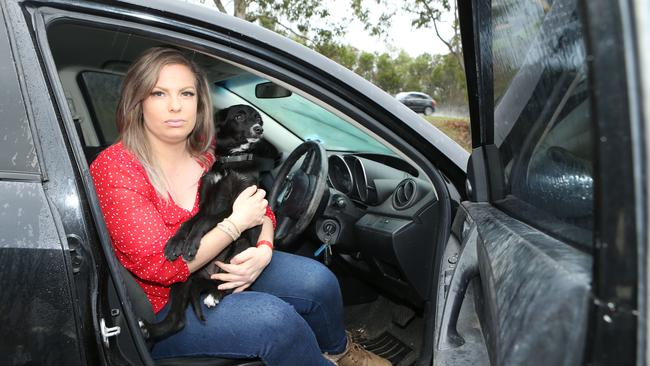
[321,153,442,304]
[326,153,437,210]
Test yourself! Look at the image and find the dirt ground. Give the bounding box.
[423,115,471,151]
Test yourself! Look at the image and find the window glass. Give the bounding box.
[220,74,393,155]
[492,0,552,107]
[491,0,593,247]
[0,20,40,175]
[79,71,123,145]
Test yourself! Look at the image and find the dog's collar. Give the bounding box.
[218,154,255,166]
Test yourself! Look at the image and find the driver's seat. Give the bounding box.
[118,265,263,366]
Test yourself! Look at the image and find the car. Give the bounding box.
[395,91,437,115]
[0,0,646,365]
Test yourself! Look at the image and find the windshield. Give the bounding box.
[219,74,393,154]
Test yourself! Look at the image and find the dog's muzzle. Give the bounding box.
[251,124,263,137]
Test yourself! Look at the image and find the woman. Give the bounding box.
[90,47,390,366]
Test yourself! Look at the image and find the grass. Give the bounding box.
[423,115,472,152]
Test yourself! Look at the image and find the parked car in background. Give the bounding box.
[395,91,437,115]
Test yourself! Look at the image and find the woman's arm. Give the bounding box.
[186,185,268,273]
[92,151,267,284]
[93,179,191,285]
[211,215,274,292]
[257,214,275,245]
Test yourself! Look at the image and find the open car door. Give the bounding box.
[433,0,645,365]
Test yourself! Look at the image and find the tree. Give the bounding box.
[208,1,463,72]
[355,51,376,82]
[393,51,413,88]
[404,0,463,72]
[345,0,464,72]
[315,44,360,70]
[374,53,401,94]
[204,0,467,110]
[431,53,467,108]
[211,0,347,47]
[404,53,435,92]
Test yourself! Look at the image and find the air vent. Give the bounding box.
[393,179,417,209]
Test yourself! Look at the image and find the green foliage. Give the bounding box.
[216,0,347,46]
[404,53,434,91]
[310,42,467,110]
[431,53,467,106]
[315,43,359,69]
[375,53,401,94]
[212,0,468,110]
[355,51,375,81]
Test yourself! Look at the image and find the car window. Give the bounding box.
[78,71,123,145]
[0,19,40,176]
[491,0,593,248]
[220,74,394,155]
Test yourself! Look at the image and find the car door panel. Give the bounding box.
[4,1,140,364]
[434,209,488,365]
[0,182,84,365]
[471,202,590,365]
[0,6,84,363]
[435,203,591,365]
[435,0,597,364]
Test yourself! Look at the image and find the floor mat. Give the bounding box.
[350,330,413,365]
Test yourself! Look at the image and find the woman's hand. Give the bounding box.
[211,245,272,292]
[227,185,267,232]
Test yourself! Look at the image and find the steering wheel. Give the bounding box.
[269,141,328,248]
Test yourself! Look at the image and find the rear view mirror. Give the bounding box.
[255,82,292,99]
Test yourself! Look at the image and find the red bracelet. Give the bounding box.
[265,207,277,230]
[256,240,274,250]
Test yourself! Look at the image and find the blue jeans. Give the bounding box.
[151,251,347,365]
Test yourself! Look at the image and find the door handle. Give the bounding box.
[67,234,84,274]
[437,226,479,350]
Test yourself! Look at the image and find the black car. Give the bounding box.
[395,91,437,115]
[0,0,646,365]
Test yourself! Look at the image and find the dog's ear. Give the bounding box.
[214,108,230,131]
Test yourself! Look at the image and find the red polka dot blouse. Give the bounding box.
[90,142,275,313]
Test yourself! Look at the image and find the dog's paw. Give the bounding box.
[164,237,184,261]
[203,294,220,308]
[180,238,202,262]
[181,245,197,262]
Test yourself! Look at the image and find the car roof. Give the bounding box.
[36,0,469,172]
[403,92,431,97]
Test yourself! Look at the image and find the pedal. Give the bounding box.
[391,303,415,328]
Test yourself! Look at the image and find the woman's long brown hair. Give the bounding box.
[116,47,214,198]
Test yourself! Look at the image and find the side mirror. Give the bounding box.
[255,82,292,99]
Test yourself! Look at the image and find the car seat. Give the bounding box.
[118,264,263,366]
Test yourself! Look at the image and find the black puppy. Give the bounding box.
[143,104,265,340]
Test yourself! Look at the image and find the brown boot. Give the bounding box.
[324,332,392,366]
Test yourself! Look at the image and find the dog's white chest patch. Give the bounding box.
[204,294,219,307]
[208,173,222,185]
[230,143,251,154]
[229,137,260,154]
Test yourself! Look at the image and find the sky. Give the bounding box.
[181,0,455,57]
[324,1,455,56]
